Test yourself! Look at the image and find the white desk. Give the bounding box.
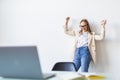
[0,71,111,80]
[48,71,112,80]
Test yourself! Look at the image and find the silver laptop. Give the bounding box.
[0,46,55,79]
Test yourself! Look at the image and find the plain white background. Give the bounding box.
[0,0,120,79]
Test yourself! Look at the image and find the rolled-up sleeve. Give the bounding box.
[63,25,76,36]
[94,27,105,40]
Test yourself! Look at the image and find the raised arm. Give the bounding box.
[94,20,107,40]
[64,17,76,36]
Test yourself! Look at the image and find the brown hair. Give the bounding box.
[80,19,92,34]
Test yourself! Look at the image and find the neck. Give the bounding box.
[82,30,87,33]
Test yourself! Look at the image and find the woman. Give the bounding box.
[64,17,106,72]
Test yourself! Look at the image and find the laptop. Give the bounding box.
[0,46,55,79]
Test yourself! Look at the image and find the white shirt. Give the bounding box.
[77,32,88,48]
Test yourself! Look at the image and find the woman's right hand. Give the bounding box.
[65,17,70,26]
[101,20,107,28]
[66,17,70,22]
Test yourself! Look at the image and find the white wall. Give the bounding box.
[0,0,120,79]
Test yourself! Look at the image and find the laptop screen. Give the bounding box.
[0,46,44,79]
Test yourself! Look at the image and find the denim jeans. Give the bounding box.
[73,46,91,72]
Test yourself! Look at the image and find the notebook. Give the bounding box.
[0,46,55,79]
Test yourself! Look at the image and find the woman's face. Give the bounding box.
[80,21,88,32]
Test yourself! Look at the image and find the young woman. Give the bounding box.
[64,17,107,72]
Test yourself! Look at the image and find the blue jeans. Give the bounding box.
[73,46,91,72]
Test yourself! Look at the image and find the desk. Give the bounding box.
[48,71,112,80]
[0,71,112,80]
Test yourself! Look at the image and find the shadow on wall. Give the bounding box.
[89,40,109,72]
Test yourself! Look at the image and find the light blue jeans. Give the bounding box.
[73,46,91,72]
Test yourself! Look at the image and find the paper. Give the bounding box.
[58,72,105,80]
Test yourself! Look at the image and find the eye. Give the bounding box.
[80,25,87,27]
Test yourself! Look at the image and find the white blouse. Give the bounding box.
[77,32,88,48]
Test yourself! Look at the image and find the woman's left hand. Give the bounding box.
[101,20,107,27]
